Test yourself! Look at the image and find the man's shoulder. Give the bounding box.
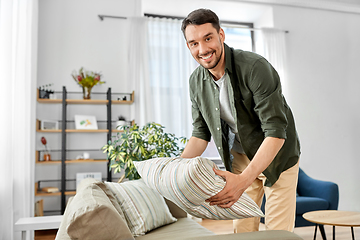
[232,48,264,65]
[189,65,206,85]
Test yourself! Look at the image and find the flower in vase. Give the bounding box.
[71,67,105,99]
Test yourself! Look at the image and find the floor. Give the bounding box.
[36,220,360,240]
[198,219,360,240]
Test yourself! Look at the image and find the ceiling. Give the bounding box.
[231,0,360,14]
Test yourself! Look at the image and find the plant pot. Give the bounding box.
[82,86,92,99]
[116,120,126,130]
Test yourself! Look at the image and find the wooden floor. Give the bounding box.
[198,219,360,240]
[36,220,360,240]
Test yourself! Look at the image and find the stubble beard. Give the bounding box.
[199,43,224,70]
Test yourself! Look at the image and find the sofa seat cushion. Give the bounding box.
[296,196,329,215]
[105,179,177,237]
[64,178,134,240]
[134,157,264,220]
[134,218,214,240]
[186,230,303,240]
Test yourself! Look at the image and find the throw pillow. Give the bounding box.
[134,157,264,220]
[105,179,177,237]
[65,179,134,240]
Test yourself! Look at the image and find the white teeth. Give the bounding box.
[202,53,212,60]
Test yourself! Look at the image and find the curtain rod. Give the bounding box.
[221,23,289,33]
[97,14,288,33]
[98,15,127,21]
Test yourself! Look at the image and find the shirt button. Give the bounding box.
[217,127,220,131]
[214,86,216,89]
[215,108,218,111]
[218,147,221,150]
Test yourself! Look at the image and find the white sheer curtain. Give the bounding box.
[256,28,288,98]
[129,16,196,138]
[146,17,197,138]
[128,17,153,127]
[0,0,37,239]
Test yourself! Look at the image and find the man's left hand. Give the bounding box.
[205,168,248,208]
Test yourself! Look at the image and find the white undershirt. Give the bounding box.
[213,73,245,154]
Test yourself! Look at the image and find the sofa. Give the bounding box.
[55,178,303,240]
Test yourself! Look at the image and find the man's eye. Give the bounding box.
[191,43,198,47]
[206,37,211,41]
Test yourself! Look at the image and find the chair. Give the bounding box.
[261,168,339,238]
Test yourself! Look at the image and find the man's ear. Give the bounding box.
[219,28,225,43]
[186,42,190,50]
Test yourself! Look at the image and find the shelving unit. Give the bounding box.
[35,87,134,214]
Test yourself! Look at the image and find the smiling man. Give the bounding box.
[180,9,301,233]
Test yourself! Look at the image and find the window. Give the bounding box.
[145,15,254,159]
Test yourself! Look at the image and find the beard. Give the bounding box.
[198,43,224,70]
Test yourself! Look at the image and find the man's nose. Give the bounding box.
[198,43,209,56]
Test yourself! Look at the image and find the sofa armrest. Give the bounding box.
[297,169,339,210]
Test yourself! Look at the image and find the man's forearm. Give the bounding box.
[240,137,285,187]
[180,136,208,158]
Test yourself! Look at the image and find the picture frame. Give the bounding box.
[41,120,59,130]
[74,115,98,130]
[76,172,102,188]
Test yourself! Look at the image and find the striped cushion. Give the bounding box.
[134,157,264,220]
[105,179,176,236]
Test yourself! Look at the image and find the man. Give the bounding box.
[180,9,301,232]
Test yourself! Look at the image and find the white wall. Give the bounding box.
[36,0,139,213]
[271,5,360,211]
[37,0,360,213]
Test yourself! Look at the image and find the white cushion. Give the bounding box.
[134,157,264,220]
[105,179,177,237]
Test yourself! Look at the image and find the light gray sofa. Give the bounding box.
[55,178,303,240]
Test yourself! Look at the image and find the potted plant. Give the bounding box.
[102,122,188,182]
[71,67,105,99]
[116,115,127,130]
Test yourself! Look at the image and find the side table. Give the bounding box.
[14,215,62,240]
[303,210,360,240]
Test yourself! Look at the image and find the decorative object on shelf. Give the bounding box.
[42,186,59,193]
[71,67,105,99]
[40,120,59,130]
[83,152,90,160]
[74,115,98,130]
[41,136,51,161]
[115,115,127,130]
[102,122,188,182]
[38,84,54,99]
[76,172,102,188]
[35,199,44,216]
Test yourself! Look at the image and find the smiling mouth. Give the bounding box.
[200,52,213,60]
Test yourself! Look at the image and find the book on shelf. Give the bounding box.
[42,187,59,193]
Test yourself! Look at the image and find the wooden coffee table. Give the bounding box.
[303,210,360,240]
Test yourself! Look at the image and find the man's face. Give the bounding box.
[185,23,225,72]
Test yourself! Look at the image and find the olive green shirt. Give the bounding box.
[189,43,300,187]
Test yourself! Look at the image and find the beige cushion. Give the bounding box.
[105,179,177,237]
[134,218,214,240]
[134,157,264,220]
[65,178,134,240]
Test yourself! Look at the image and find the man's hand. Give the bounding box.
[206,168,250,208]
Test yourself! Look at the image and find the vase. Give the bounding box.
[44,153,51,161]
[82,86,92,99]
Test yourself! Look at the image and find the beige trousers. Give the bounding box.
[232,151,299,233]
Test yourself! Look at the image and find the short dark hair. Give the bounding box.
[181,9,220,39]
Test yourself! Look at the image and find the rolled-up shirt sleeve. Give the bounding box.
[249,58,288,139]
[190,89,211,142]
